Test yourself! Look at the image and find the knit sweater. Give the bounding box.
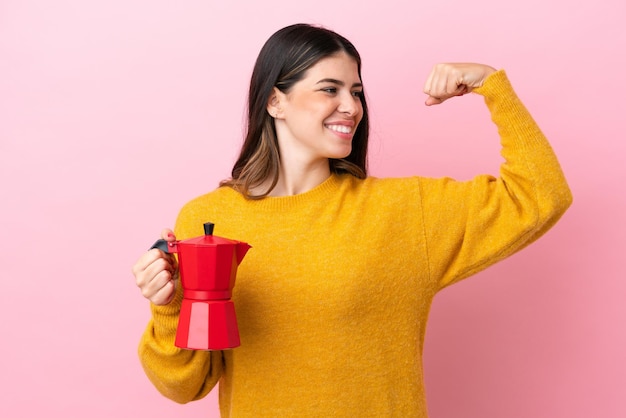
[138,70,572,417]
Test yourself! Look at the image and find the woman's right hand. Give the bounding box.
[132,228,179,305]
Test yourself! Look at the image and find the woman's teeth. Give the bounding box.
[326,125,352,134]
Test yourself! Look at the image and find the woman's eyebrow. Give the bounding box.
[316,78,363,88]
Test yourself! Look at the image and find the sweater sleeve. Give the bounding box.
[418,70,573,290]
[137,206,224,403]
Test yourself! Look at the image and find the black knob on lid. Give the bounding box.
[204,222,215,236]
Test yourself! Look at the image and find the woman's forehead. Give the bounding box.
[303,52,361,83]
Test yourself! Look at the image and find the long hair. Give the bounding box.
[220,23,370,199]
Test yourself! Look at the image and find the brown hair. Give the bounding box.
[220,23,370,199]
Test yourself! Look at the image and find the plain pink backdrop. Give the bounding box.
[1,0,624,417]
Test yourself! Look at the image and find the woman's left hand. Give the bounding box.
[423,63,496,106]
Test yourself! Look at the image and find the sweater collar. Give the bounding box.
[227,174,346,211]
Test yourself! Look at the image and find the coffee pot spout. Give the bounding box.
[235,242,251,265]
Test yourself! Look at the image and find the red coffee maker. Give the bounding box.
[151,222,251,350]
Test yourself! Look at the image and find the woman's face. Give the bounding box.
[270,52,364,167]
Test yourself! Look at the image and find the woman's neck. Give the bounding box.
[268,158,331,197]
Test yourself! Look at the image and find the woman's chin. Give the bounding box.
[328,146,353,160]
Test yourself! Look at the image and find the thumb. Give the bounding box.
[425,96,444,106]
[424,85,469,106]
[161,228,176,242]
[159,228,178,269]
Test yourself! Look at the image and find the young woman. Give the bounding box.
[133,23,572,417]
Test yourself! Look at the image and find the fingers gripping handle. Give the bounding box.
[150,239,174,253]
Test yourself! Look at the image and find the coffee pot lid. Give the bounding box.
[179,222,242,247]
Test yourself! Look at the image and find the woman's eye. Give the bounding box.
[352,90,364,98]
[322,87,337,94]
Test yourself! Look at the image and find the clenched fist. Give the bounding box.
[424,63,496,106]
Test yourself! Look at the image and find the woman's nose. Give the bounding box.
[338,93,360,116]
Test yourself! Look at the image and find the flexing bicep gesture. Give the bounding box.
[424,63,496,106]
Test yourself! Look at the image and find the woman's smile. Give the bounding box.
[325,121,355,135]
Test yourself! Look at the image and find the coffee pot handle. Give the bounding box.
[149,239,178,253]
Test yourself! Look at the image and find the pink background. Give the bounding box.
[1,0,624,417]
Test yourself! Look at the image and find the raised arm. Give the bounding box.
[418,64,573,289]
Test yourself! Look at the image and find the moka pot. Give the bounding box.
[151,222,251,350]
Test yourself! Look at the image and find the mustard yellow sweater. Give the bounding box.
[139,71,572,417]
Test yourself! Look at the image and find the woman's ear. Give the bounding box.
[267,87,285,119]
